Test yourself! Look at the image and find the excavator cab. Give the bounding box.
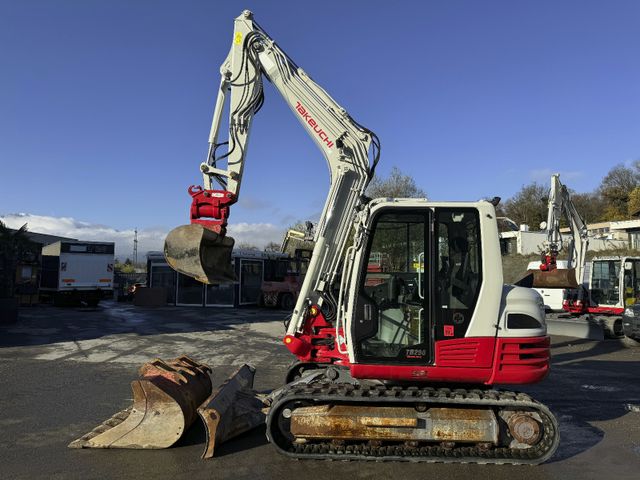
[352,206,485,366]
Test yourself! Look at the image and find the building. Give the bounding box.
[6,228,79,305]
[609,219,640,249]
[146,249,289,307]
[499,223,628,256]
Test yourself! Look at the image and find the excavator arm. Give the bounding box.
[164,10,379,333]
[533,174,589,288]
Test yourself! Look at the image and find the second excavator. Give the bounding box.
[160,10,559,464]
[519,173,589,291]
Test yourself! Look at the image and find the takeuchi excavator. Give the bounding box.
[72,11,559,464]
[166,10,559,463]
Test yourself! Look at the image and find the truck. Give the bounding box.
[40,241,115,306]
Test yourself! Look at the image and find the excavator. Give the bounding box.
[261,225,314,309]
[520,174,589,291]
[71,10,559,464]
[519,174,626,337]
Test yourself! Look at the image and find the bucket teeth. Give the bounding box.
[68,356,212,450]
[164,224,236,284]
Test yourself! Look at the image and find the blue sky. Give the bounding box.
[1,0,639,253]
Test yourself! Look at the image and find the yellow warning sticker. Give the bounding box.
[234,32,243,45]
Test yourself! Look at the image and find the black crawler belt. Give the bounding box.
[266,381,559,465]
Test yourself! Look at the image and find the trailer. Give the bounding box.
[40,241,115,306]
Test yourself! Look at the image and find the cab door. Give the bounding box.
[352,209,432,364]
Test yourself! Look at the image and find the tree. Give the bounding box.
[627,186,640,218]
[367,166,426,199]
[570,191,607,224]
[599,162,640,220]
[236,242,260,251]
[502,182,548,229]
[264,242,281,252]
[115,259,135,274]
[0,221,39,299]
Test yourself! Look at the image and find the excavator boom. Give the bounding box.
[163,10,378,317]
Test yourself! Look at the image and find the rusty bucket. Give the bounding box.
[198,364,268,459]
[69,356,212,450]
[164,224,236,284]
[520,268,579,289]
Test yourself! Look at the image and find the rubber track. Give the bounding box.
[266,381,559,465]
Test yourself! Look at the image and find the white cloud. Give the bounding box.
[227,222,285,247]
[0,213,284,258]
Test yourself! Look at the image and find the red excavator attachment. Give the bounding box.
[164,186,237,284]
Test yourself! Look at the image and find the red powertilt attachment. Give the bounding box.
[539,253,557,272]
[188,185,237,235]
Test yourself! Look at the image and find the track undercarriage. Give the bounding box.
[266,376,559,465]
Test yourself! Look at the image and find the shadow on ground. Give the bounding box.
[0,301,288,348]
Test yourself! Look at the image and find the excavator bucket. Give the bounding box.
[198,364,269,459]
[164,224,236,284]
[69,356,212,450]
[520,268,579,289]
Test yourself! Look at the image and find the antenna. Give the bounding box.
[133,228,138,264]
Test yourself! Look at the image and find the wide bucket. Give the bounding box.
[528,268,579,289]
[68,356,212,449]
[164,224,236,284]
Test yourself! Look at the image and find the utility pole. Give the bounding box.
[133,228,138,265]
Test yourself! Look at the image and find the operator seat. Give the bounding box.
[450,236,474,308]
